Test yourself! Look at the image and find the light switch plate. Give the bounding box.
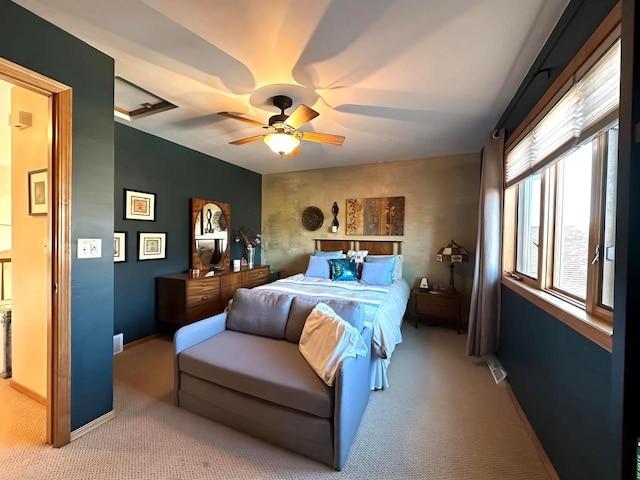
[77,238,102,259]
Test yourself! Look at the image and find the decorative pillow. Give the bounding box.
[226,289,294,339]
[329,258,358,281]
[359,260,395,286]
[365,254,403,281]
[305,255,330,279]
[346,249,369,264]
[313,250,343,259]
[299,303,368,386]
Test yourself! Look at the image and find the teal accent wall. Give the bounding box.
[500,288,615,478]
[0,0,115,429]
[114,123,262,342]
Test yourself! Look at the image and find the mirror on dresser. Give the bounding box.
[191,198,231,271]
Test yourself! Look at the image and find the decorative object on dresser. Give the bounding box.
[412,287,463,333]
[114,232,126,262]
[137,232,166,261]
[345,197,404,236]
[436,240,468,295]
[156,266,270,327]
[331,202,339,232]
[123,188,156,221]
[301,206,324,231]
[234,227,261,269]
[191,198,230,272]
[419,277,429,290]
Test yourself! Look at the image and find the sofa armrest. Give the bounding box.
[332,326,373,470]
[173,312,227,406]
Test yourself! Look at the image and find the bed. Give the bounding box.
[255,239,410,390]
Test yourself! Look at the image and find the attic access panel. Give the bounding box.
[114,76,176,121]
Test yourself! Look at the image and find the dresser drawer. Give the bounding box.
[247,268,269,287]
[415,293,459,319]
[185,278,220,323]
[221,271,244,288]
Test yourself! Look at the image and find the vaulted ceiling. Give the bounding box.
[14,0,569,174]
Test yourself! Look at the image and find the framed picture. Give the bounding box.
[28,169,48,215]
[114,232,126,262]
[138,232,166,261]
[124,189,156,221]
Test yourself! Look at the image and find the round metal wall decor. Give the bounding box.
[301,206,324,231]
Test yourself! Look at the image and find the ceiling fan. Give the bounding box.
[218,95,345,157]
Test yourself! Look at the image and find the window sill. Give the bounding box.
[502,277,612,352]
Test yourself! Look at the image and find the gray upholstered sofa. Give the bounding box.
[173,288,372,470]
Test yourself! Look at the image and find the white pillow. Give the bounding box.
[299,303,368,386]
[346,249,369,263]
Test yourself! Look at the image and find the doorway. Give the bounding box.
[0,56,72,447]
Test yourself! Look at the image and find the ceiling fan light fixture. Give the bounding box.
[264,133,299,156]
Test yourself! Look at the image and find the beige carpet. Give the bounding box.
[0,325,552,479]
[0,378,46,447]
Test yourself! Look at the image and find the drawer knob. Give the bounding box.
[201,295,208,300]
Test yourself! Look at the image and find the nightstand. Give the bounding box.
[412,288,463,333]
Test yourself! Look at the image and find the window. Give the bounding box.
[504,35,620,327]
[552,144,592,300]
[516,173,541,279]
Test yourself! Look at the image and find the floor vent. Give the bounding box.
[113,333,123,355]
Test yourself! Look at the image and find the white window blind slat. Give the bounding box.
[505,39,620,188]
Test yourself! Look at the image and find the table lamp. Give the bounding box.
[436,240,468,295]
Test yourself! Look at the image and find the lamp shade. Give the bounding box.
[264,133,299,156]
[436,240,468,264]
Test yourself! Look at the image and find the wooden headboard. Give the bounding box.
[314,239,402,255]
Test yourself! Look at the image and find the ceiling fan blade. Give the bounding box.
[218,112,266,128]
[287,146,302,157]
[284,104,319,129]
[300,131,345,146]
[229,135,265,145]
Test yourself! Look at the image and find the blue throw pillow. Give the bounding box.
[314,250,343,259]
[359,260,395,286]
[360,261,395,287]
[365,254,402,281]
[305,256,330,279]
[329,258,358,281]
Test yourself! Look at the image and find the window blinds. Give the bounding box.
[505,39,620,187]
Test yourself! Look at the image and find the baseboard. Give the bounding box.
[10,379,46,405]
[70,410,115,442]
[124,332,163,350]
[505,382,559,480]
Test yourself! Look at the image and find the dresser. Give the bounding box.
[156,265,270,327]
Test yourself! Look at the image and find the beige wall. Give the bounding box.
[262,153,481,306]
[11,85,48,398]
[0,80,11,253]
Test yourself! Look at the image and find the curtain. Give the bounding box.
[467,129,505,356]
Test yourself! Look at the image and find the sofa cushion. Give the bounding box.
[178,330,334,418]
[226,288,294,339]
[285,296,362,344]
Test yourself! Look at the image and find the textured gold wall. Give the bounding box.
[262,152,481,301]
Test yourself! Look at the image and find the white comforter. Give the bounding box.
[254,274,410,360]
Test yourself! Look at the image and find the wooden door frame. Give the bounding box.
[0,57,72,447]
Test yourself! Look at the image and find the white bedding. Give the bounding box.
[254,273,410,389]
